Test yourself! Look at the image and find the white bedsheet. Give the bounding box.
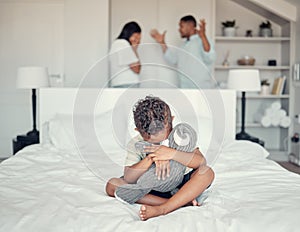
[1,141,300,232]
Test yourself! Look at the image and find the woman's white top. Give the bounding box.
[109,39,139,87]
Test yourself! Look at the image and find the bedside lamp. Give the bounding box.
[16,66,49,140]
[227,69,264,145]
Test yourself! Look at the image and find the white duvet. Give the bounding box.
[1,140,300,232]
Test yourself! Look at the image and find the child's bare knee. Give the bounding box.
[206,167,215,183]
[105,177,127,197]
[197,165,211,175]
[105,178,118,197]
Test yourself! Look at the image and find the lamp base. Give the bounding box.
[236,131,265,147]
[26,129,39,137]
[16,129,39,144]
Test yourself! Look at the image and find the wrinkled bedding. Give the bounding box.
[1,140,300,232]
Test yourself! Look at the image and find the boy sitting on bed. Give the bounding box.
[105,96,214,221]
[114,122,197,205]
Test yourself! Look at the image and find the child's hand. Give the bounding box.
[145,145,175,180]
[154,160,170,180]
[144,145,175,160]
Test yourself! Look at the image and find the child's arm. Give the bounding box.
[124,156,171,183]
[135,141,171,180]
[175,147,207,169]
[123,156,153,184]
[145,145,206,169]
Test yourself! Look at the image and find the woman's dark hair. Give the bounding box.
[180,15,197,27]
[133,96,172,139]
[117,21,141,43]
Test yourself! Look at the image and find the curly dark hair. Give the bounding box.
[133,96,172,139]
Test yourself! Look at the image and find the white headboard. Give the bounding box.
[39,88,236,146]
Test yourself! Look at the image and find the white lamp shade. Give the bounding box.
[17,66,49,89]
[227,69,261,92]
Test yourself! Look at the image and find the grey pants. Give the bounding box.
[115,123,197,204]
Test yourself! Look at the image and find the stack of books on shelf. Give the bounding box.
[271,76,286,95]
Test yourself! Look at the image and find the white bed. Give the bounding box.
[1,88,300,232]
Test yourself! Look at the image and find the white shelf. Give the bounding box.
[215,65,290,70]
[236,123,261,128]
[237,94,290,99]
[215,36,290,42]
[236,123,288,128]
[215,0,293,162]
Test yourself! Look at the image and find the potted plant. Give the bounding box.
[221,20,236,37]
[260,79,270,95]
[259,20,272,37]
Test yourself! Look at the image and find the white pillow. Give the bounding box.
[47,111,127,152]
[47,110,216,154]
[221,140,270,160]
[96,110,131,152]
[48,114,77,151]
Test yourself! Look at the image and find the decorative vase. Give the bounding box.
[259,28,272,37]
[223,27,236,37]
[260,85,270,95]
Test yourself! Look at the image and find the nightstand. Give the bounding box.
[0,158,8,163]
[13,134,39,155]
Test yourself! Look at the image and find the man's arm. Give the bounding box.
[150,29,168,53]
[197,19,211,52]
[150,29,178,66]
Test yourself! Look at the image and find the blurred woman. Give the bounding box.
[109,21,142,88]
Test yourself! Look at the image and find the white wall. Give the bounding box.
[0,0,109,157]
[0,0,64,158]
[64,0,109,87]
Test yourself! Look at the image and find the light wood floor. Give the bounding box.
[277,161,300,174]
